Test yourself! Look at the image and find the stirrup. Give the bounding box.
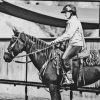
[63,71,74,85]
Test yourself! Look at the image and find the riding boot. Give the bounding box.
[62,59,74,85]
[63,70,74,85]
[62,59,70,71]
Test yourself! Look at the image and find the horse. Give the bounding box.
[3,28,100,100]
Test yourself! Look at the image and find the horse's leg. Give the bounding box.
[48,83,61,100]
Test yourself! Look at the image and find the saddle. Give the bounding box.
[39,48,63,79]
[73,49,100,86]
[77,49,100,67]
[73,49,90,85]
[49,48,63,75]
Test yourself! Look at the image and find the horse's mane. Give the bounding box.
[23,32,53,60]
[24,33,49,50]
[22,32,66,55]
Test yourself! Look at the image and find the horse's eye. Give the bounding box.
[11,37,16,43]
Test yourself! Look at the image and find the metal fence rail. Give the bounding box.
[0,79,100,93]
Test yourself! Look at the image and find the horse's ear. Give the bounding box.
[12,27,19,37]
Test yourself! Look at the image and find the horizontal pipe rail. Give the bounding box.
[0,79,100,93]
[63,87,100,94]
[60,0,100,1]
[0,79,46,87]
[1,38,100,42]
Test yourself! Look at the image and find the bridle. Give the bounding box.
[8,33,21,55]
[8,33,30,63]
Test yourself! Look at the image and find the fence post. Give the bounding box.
[25,55,28,100]
[70,90,73,100]
[99,2,100,37]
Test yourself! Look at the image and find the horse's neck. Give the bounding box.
[25,36,48,52]
[25,38,50,71]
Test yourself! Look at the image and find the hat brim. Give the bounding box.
[61,10,67,13]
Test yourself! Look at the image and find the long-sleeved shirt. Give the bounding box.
[54,16,86,50]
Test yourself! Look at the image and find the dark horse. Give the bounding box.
[4,28,100,100]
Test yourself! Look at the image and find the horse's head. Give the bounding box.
[4,27,28,62]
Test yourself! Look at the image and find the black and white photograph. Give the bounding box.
[0,0,100,100]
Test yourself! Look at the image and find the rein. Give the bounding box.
[13,44,53,63]
[12,34,67,64]
[13,42,60,63]
[15,39,67,58]
[13,45,52,63]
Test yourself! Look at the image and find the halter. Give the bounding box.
[9,33,21,53]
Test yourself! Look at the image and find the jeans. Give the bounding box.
[62,45,82,69]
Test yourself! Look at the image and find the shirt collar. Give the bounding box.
[67,16,77,23]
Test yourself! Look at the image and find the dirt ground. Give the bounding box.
[0,93,100,100]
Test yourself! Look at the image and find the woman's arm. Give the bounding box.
[52,21,78,43]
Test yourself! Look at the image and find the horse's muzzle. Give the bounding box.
[3,52,14,62]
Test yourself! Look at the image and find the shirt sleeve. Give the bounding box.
[54,21,78,42]
[65,21,78,38]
